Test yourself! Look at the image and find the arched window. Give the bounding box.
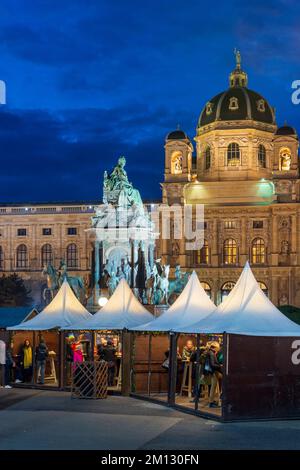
[279,147,291,171]
[16,244,28,269]
[201,281,212,299]
[251,238,265,264]
[41,244,53,266]
[171,151,183,175]
[258,144,266,168]
[227,143,240,166]
[223,238,237,265]
[195,240,209,265]
[66,243,78,268]
[0,246,3,270]
[204,146,211,170]
[258,281,268,297]
[221,281,235,302]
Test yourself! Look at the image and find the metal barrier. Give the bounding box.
[71,361,108,399]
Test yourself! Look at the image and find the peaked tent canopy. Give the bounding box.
[67,279,154,331]
[180,262,300,336]
[7,280,92,331]
[132,271,216,332]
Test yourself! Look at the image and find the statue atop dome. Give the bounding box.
[230,48,248,88]
[103,156,143,207]
[234,48,241,69]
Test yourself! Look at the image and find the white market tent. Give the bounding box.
[179,262,300,336]
[66,278,154,331]
[132,271,216,332]
[7,279,92,331]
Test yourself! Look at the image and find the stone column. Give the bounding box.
[148,243,155,269]
[130,239,137,288]
[271,214,278,266]
[211,219,218,267]
[93,240,100,304]
[270,276,278,306]
[240,216,247,265]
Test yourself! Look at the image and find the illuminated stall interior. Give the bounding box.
[131,272,216,405]
[131,262,300,420]
[176,262,300,420]
[65,278,154,393]
[7,279,92,388]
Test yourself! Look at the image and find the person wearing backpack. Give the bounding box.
[36,337,48,385]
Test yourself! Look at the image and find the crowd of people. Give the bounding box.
[0,337,50,388]
[97,336,122,387]
[163,337,223,409]
[65,333,122,387]
[1,333,221,412]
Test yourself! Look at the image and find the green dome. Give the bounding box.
[198,87,275,128]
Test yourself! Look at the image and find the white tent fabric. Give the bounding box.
[180,262,300,336]
[7,279,92,330]
[132,271,216,332]
[67,278,154,331]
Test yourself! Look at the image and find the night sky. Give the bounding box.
[0,0,299,203]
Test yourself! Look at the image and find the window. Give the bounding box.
[258,144,266,168]
[195,240,209,265]
[229,97,239,110]
[67,227,77,236]
[42,228,52,236]
[224,220,236,229]
[17,228,27,236]
[16,244,28,269]
[204,146,211,170]
[251,238,265,264]
[171,151,183,175]
[206,102,213,115]
[258,281,268,297]
[227,143,240,166]
[201,282,212,299]
[223,238,237,265]
[279,147,291,171]
[257,99,265,112]
[221,282,235,302]
[66,243,78,268]
[0,246,3,270]
[41,244,53,266]
[253,220,263,229]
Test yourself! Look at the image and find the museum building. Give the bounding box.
[0,55,300,307]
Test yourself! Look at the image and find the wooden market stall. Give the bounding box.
[64,278,154,394]
[7,279,92,389]
[130,271,216,404]
[177,262,300,420]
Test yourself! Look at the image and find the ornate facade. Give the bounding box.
[1,52,299,308]
[161,53,300,306]
[0,203,95,304]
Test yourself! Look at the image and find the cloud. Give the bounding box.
[0,102,187,202]
[0,0,299,207]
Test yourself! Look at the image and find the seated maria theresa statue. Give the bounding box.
[103,156,143,207]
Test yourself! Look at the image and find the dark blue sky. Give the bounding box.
[0,0,299,203]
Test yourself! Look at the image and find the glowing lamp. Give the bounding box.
[98,296,108,307]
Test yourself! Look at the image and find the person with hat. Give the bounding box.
[207,341,223,408]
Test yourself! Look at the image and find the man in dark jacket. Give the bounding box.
[208,341,222,408]
[98,340,116,386]
[5,341,14,388]
[36,338,48,385]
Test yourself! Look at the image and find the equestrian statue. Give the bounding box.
[42,259,86,304]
